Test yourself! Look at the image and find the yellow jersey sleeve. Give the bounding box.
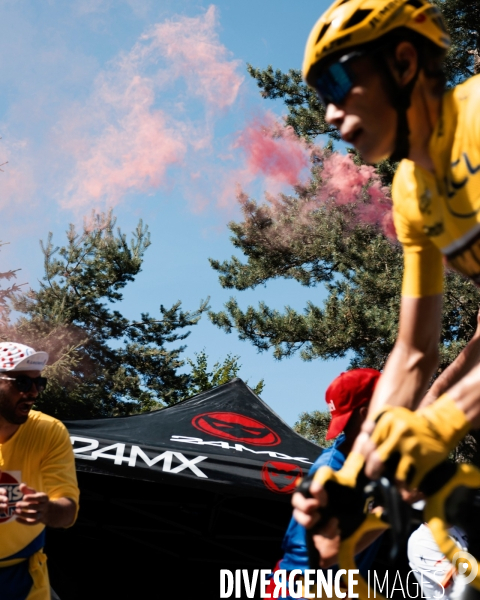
[40,419,79,513]
[0,412,80,558]
[392,161,444,298]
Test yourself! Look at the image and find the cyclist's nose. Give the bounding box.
[325,103,345,128]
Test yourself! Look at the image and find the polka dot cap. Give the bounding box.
[0,342,48,372]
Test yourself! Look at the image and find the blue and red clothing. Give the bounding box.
[265,434,381,599]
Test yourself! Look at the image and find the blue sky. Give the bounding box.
[0,0,353,426]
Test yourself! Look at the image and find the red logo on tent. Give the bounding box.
[261,461,303,494]
[192,412,281,446]
[0,471,22,523]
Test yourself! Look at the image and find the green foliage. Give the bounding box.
[9,212,209,419]
[453,433,480,466]
[210,155,404,370]
[246,64,339,143]
[434,0,480,82]
[246,2,480,183]
[0,242,24,330]
[293,410,333,448]
[185,349,264,398]
[209,158,480,375]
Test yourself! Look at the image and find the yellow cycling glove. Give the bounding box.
[312,451,365,489]
[370,394,470,489]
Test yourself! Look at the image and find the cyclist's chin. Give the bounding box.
[353,129,396,164]
[358,144,393,165]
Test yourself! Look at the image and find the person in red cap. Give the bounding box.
[324,368,380,443]
[263,368,382,599]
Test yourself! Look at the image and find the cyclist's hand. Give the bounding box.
[364,395,470,489]
[292,453,364,529]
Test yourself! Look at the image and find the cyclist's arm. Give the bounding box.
[367,294,442,418]
[366,171,444,418]
[420,309,480,408]
[438,361,480,427]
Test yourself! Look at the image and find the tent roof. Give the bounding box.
[66,378,322,500]
[49,382,405,599]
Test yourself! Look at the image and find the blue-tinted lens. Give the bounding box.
[314,60,355,106]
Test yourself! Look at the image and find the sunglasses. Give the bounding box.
[0,375,48,393]
[312,51,364,107]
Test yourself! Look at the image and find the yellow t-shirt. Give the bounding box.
[0,410,79,559]
[393,74,480,297]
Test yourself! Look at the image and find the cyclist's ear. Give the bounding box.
[395,59,410,76]
[391,41,419,84]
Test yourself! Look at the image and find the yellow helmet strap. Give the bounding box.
[373,51,420,162]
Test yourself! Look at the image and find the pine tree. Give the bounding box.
[0,241,25,332]
[293,410,333,448]
[185,349,264,398]
[9,212,208,419]
[434,0,480,80]
[209,151,480,374]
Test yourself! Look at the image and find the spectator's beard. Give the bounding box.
[0,389,30,425]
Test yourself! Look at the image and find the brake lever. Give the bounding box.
[368,470,412,562]
[421,462,480,592]
[296,465,369,572]
[338,468,409,600]
[297,466,390,593]
[297,457,411,600]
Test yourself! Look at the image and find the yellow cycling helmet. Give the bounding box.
[303,0,450,87]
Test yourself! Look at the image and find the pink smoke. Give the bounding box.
[317,152,394,237]
[60,6,244,210]
[235,114,310,186]
[236,147,395,249]
[146,6,243,111]
[0,165,38,213]
[0,134,39,213]
[62,77,186,208]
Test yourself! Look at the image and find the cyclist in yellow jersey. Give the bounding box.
[394,77,480,296]
[291,0,480,531]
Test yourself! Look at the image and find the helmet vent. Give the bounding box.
[342,9,373,30]
[316,23,331,44]
[406,0,423,8]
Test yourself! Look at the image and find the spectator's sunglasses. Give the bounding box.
[312,51,364,107]
[0,374,48,392]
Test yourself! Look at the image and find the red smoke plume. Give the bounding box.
[316,152,394,238]
[235,114,310,186]
[236,147,394,248]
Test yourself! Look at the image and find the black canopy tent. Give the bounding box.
[46,379,322,599]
